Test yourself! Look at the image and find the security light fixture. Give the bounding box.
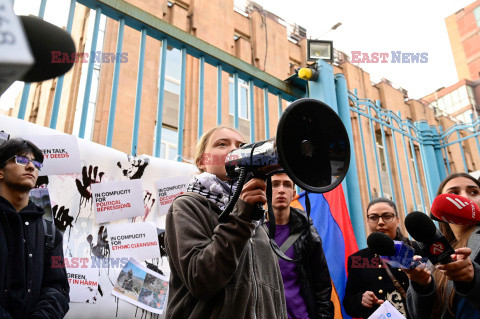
[307,40,333,62]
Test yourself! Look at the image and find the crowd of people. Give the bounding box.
[165,126,480,319]
[1,127,479,318]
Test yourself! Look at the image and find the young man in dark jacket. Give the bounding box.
[270,173,334,318]
[0,138,69,319]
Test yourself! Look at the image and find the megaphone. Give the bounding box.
[225,98,350,191]
[1,13,76,95]
[218,98,350,222]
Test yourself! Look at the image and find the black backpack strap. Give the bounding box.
[42,219,56,257]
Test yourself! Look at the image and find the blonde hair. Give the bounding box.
[194,126,244,172]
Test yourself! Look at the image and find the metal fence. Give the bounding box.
[347,90,429,216]
[346,88,480,241]
[12,0,303,159]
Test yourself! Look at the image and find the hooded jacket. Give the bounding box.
[165,192,287,318]
[0,196,69,319]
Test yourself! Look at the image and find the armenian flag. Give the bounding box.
[291,184,358,319]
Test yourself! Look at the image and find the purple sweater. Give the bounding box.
[275,224,310,319]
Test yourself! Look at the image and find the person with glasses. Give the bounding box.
[0,138,70,319]
[343,198,419,318]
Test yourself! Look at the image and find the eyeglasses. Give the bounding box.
[366,213,396,224]
[7,155,43,171]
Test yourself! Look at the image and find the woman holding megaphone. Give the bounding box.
[405,172,480,319]
[164,126,287,318]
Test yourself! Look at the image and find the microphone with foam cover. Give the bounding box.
[405,211,454,265]
[367,232,416,269]
[367,232,395,256]
[431,193,480,226]
[19,16,76,82]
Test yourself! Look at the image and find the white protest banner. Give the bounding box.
[20,134,81,176]
[155,175,190,216]
[66,261,100,303]
[368,300,406,319]
[108,222,160,262]
[92,179,144,224]
[112,258,169,314]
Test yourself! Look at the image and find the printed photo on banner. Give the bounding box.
[112,258,169,315]
[108,222,160,262]
[66,260,100,303]
[20,134,81,176]
[155,175,190,216]
[29,187,53,221]
[92,179,144,224]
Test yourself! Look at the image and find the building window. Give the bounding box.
[474,6,480,26]
[375,130,393,198]
[457,109,473,124]
[72,11,107,140]
[153,45,182,157]
[157,45,182,130]
[152,125,178,161]
[432,86,472,118]
[467,86,476,107]
[228,76,249,120]
[375,131,387,172]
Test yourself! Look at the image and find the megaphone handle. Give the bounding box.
[251,175,269,220]
[252,203,266,220]
[218,167,247,223]
[266,176,277,239]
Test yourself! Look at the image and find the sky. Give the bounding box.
[253,0,475,99]
[0,0,476,110]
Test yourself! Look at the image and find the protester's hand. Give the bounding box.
[240,178,267,206]
[361,291,384,308]
[403,255,432,285]
[436,247,474,283]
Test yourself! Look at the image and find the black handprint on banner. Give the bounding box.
[35,176,49,188]
[87,226,110,259]
[117,155,150,180]
[75,165,105,206]
[142,190,156,221]
[53,204,73,234]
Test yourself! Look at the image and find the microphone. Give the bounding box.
[405,211,455,265]
[431,193,480,226]
[1,9,76,95]
[19,16,76,82]
[367,232,416,269]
